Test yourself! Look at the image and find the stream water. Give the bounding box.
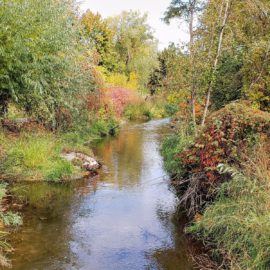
[9,119,194,270]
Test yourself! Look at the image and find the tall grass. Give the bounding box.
[1,133,74,182]
[161,124,194,176]
[124,98,167,120]
[187,143,270,269]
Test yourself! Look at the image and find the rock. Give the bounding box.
[61,151,101,172]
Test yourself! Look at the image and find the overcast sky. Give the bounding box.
[79,0,189,50]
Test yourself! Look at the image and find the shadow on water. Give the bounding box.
[9,119,194,270]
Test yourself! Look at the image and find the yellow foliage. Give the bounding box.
[104,72,138,90]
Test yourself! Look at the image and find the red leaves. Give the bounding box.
[179,103,270,187]
[100,87,140,117]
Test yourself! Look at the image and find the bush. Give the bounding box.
[165,102,270,215]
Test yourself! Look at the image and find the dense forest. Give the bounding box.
[0,0,269,269]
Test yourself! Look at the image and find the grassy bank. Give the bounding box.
[161,102,270,269]
[0,117,119,183]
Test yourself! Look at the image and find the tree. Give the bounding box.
[81,10,118,72]
[0,0,94,125]
[164,0,205,133]
[108,11,158,90]
[201,0,232,126]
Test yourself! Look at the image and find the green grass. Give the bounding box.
[0,116,119,182]
[161,126,194,176]
[0,133,76,182]
[187,164,270,270]
[124,99,167,120]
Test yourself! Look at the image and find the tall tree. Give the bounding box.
[201,0,232,126]
[164,0,204,134]
[81,10,118,72]
[108,11,158,89]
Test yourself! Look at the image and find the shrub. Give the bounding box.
[170,102,270,215]
[101,87,140,117]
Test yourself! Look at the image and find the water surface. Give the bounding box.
[10,119,193,270]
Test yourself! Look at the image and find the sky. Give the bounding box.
[79,0,189,50]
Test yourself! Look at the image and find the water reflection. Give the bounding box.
[9,119,193,270]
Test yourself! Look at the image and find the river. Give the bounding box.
[9,119,194,270]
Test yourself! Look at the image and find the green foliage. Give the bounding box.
[212,52,244,110]
[108,11,159,90]
[165,103,179,116]
[0,212,22,227]
[161,135,183,176]
[81,10,118,71]
[0,0,94,126]
[0,134,75,182]
[161,122,195,176]
[163,0,204,24]
[187,164,270,269]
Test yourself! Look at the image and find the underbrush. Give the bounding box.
[161,125,194,176]
[187,145,270,269]
[0,114,119,183]
[167,102,270,215]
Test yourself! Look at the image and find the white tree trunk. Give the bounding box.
[201,0,231,126]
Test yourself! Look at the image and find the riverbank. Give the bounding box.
[161,102,270,269]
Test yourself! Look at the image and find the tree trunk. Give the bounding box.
[201,0,231,126]
[189,1,197,135]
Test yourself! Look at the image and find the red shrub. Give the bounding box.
[101,87,140,117]
[180,102,270,186]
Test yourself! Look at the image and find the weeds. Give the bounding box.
[124,98,167,120]
[187,143,270,269]
[0,133,75,182]
[0,212,22,227]
[161,124,194,176]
